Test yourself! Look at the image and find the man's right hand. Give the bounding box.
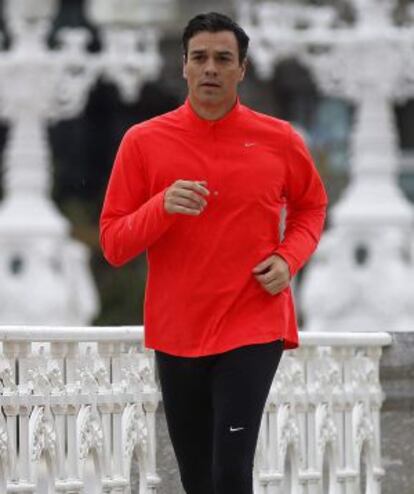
[164,180,210,216]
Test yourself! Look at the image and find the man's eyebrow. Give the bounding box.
[189,49,207,55]
[189,49,235,56]
[216,50,234,57]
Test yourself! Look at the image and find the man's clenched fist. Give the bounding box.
[164,179,210,216]
[252,255,291,295]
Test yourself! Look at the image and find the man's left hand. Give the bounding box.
[252,255,291,295]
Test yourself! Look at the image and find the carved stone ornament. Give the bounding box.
[308,352,342,404]
[353,402,375,456]
[0,413,8,463]
[316,403,338,460]
[29,406,57,462]
[77,366,99,395]
[277,404,302,467]
[120,349,156,394]
[28,368,51,396]
[77,405,104,460]
[122,403,148,460]
[272,354,306,402]
[94,363,112,393]
[27,348,66,396]
[0,363,17,394]
[47,362,65,395]
[351,355,377,390]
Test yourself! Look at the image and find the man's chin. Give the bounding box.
[197,92,222,105]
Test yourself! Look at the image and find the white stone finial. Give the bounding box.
[85,0,176,27]
[4,0,59,45]
[351,0,394,29]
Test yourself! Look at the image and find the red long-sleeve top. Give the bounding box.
[100,99,328,356]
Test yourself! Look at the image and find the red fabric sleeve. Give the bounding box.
[99,128,177,267]
[274,124,328,277]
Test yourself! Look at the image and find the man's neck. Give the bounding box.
[188,96,238,121]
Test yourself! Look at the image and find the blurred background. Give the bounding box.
[0,0,413,328]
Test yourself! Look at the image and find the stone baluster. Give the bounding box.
[16,342,36,493]
[143,398,161,493]
[112,401,127,494]
[260,400,273,490]
[294,352,307,491]
[342,347,360,494]
[306,346,322,494]
[330,347,347,490]
[96,342,118,491]
[367,346,385,491]
[49,342,68,484]
[64,342,82,493]
[0,409,7,492]
[1,342,19,484]
[110,341,127,490]
[141,350,161,493]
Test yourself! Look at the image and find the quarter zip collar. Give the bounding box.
[181,97,242,132]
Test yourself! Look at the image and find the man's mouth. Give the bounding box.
[200,82,221,88]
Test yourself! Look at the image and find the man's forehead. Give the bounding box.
[188,31,238,53]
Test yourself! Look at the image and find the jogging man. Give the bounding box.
[100,12,328,494]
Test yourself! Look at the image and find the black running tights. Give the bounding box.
[155,339,284,494]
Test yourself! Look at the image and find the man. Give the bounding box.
[100,12,328,494]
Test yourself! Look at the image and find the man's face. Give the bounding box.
[183,30,246,109]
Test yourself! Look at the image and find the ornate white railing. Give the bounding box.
[254,332,392,494]
[0,326,159,493]
[0,327,391,493]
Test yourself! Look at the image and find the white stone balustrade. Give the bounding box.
[254,332,392,494]
[0,326,160,493]
[0,327,391,493]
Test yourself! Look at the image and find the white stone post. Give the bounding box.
[0,0,174,325]
[65,342,82,493]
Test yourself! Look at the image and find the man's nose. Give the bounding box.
[204,58,218,76]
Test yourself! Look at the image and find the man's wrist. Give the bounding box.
[273,252,293,279]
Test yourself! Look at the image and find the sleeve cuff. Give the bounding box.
[274,249,300,278]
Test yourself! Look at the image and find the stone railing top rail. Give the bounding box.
[299,331,392,347]
[0,325,144,342]
[0,325,392,346]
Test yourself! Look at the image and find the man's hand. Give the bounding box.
[252,255,291,295]
[164,180,210,216]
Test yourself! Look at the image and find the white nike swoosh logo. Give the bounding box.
[244,142,256,147]
[230,426,245,432]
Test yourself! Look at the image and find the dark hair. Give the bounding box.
[182,12,249,65]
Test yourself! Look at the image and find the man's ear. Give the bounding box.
[239,58,248,82]
[182,54,188,79]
